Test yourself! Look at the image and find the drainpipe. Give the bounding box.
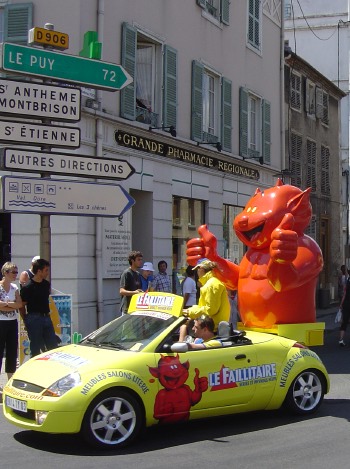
[280,0,286,169]
[95,0,105,327]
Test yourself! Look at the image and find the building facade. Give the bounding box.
[0,0,285,336]
[285,52,345,304]
[284,0,350,279]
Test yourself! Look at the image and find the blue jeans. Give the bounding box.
[25,314,58,357]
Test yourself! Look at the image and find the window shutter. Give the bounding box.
[315,87,323,119]
[306,139,317,191]
[262,99,271,164]
[322,92,329,124]
[221,0,230,25]
[290,133,302,187]
[163,45,177,129]
[196,0,206,8]
[248,0,260,48]
[120,22,136,121]
[4,3,33,45]
[321,145,330,196]
[191,60,203,142]
[239,87,249,157]
[221,77,232,152]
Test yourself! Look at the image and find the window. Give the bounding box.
[121,23,177,130]
[223,205,245,263]
[196,0,230,25]
[316,87,329,125]
[248,0,261,50]
[284,0,292,19]
[191,61,232,152]
[321,145,330,196]
[172,196,205,285]
[306,139,317,191]
[239,87,271,163]
[305,79,316,116]
[290,133,302,187]
[290,71,301,111]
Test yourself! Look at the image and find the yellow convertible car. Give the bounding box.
[3,293,329,449]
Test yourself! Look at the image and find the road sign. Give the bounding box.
[28,27,69,50]
[0,43,133,91]
[0,176,135,217]
[0,120,80,148]
[1,148,135,180]
[0,78,81,121]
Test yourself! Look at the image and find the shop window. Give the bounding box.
[172,196,205,285]
[121,23,177,130]
[223,205,245,263]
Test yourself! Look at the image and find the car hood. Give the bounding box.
[12,344,141,388]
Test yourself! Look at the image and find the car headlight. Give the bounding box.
[42,371,81,397]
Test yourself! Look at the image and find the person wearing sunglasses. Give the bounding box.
[0,262,22,383]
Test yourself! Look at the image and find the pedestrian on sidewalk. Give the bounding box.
[20,258,58,357]
[338,275,350,346]
[0,262,22,381]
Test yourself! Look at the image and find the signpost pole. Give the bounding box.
[40,23,55,269]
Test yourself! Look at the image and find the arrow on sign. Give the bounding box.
[0,43,132,91]
[1,148,135,180]
[0,176,135,217]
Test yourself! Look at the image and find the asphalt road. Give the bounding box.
[0,314,349,469]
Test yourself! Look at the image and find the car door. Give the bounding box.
[181,343,260,411]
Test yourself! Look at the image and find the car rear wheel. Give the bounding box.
[81,389,144,449]
[285,369,325,415]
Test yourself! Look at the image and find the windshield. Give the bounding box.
[80,311,178,352]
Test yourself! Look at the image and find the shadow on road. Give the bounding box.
[13,398,350,456]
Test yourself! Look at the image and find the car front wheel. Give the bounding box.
[285,369,325,415]
[81,389,144,449]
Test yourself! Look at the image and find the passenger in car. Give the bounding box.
[186,315,222,350]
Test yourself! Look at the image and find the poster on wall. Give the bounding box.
[19,294,72,365]
[102,210,132,278]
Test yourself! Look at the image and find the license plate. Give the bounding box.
[5,396,27,412]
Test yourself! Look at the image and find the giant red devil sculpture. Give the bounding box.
[187,180,323,327]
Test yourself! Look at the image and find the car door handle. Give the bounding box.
[235,354,246,360]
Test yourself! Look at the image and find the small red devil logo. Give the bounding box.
[149,355,208,424]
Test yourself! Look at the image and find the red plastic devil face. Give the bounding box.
[233,180,312,249]
[149,355,190,390]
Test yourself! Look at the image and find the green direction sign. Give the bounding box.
[0,43,133,91]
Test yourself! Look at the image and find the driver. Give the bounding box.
[186,315,222,349]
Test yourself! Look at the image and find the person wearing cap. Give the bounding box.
[19,255,40,289]
[179,258,230,341]
[140,262,155,292]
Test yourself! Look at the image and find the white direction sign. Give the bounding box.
[0,78,81,121]
[0,120,80,148]
[1,176,135,217]
[1,148,135,180]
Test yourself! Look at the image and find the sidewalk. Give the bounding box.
[0,305,340,392]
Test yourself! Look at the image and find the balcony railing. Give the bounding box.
[136,106,158,127]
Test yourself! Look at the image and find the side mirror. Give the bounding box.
[171,342,189,353]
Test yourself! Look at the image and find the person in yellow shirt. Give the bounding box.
[179,259,230,341]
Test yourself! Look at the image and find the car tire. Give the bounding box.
[81,389,144,449]
[284,369,325,415]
